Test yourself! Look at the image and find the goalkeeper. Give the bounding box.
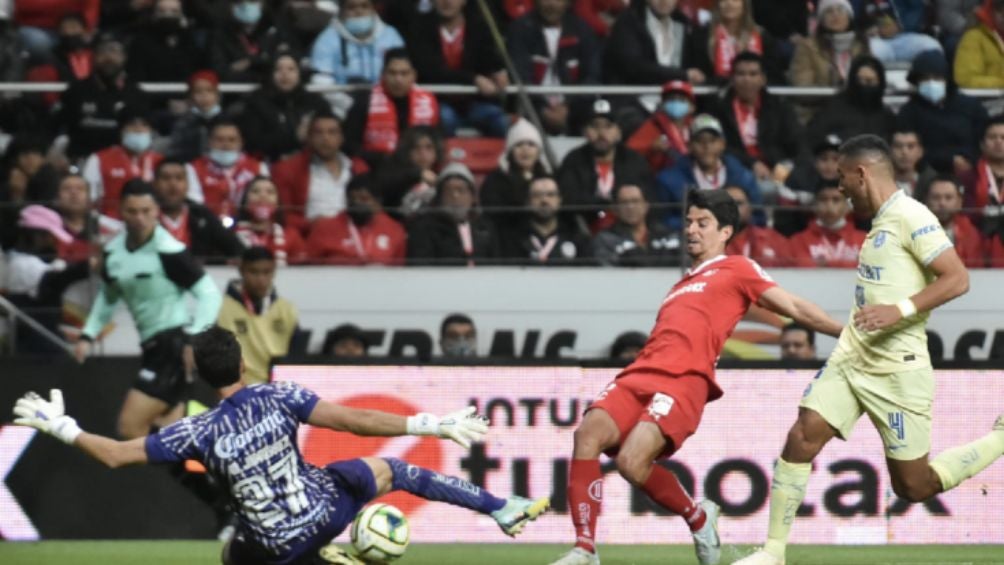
[13,327,549,565]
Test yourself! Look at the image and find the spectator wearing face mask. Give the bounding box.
[789,0,869,87]
[81,109,163,218]
[233,176,306,266]
[309,0,405,88]
[806,55,897,152]
[185,116,269,220]
[627,80,695,174]
[208,0,300,83]
[440,313,478,358]
[954,0,1004,89]
[305,173,407,265]
[166,71,225,162]
[896,49,988,176]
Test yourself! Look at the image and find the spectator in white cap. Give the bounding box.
[481,118,553,234]
[406,162,500,266]
[4,205,91,353]
[790,0,869,87]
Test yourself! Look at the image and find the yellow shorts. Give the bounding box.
[799,361,934,461]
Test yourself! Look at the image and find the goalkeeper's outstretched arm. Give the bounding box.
[12,389,149,468]
[307,403,489,449]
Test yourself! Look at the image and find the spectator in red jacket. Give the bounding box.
[724,185,792,266]
[343,48,440,166]
[15,0,99,63]
[969,116,1004,233]
[233,176,306,266]
[789,183,866,267]
[925,175,986,268]
[81,109,163,218]
[272,111,369,235]
[185,116,269,222]
[626,79,695,174]
[305,174,407,265]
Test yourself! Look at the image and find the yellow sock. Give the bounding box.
[930,430,1004,491]
[763,458,811,560]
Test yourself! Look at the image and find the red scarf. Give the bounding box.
[160,208,190,246]
[363,84,439,154]
[732,96,761,159]
[440,23,466,70]
[713,25,762,78]
[235,221,290,266]
[654,112,690,155]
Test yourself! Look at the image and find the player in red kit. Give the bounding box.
[551,190,844,565]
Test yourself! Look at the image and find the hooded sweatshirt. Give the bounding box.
[309,15,405,85]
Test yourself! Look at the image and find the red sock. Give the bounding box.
[567,459,602,552]
[641,465,706,532]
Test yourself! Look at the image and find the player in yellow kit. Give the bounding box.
[736,135,1004,565]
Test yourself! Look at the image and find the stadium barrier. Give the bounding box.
[85,267,1004,361]
[2,360,1002,543]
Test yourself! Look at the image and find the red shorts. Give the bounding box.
[588,372,709,457]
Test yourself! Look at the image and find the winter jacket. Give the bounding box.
[208,19,300,83]
[500,221,593,265]
[306,211,407,265]
[556,144,653,227]
[409,13,506,85]
[592,221,681,266]
[406,212,500,266]
[954,20,1004,89]
[602,1,698,85]
[655,154,761,228]
[309,17,405,85]
[176,201,246,263]
[896,92,988,173]
[946,213,987,268]
[271,150,370,234]
[125,23,204,83]
[237,85,330,161]
[57,74,150,159]
[789,34,869,87]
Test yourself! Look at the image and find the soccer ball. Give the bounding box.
[350,503,410,563]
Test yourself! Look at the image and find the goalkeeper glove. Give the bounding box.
[12,389,83,444]
[406,406,488,449]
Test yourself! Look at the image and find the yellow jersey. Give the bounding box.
[830,190,954,374]
[217,291,298,384]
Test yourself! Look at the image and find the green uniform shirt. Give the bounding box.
[82,226,222,342]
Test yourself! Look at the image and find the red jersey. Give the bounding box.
[789,220,866,268]
[726,225,793,267]
[621,255,776,401]
[305,212,406,265]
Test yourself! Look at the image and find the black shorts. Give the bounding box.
[135,327,188,405]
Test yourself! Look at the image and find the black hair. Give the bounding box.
[117,106,151,130]
[782,322,816,346]
[192,327,243,388]
[236,175,286,225]
[383,47,412,68]
[208,115,242,135]
[347,173,381,200]
[440,313,475,338]
[120,178,157,200]
[309,109,343,129]
[610,331,647,359]
[155,158,188,176]
[731,51,764,73]
[686,189,739,234]
[322,323,369,355]
[984,115,1004,138]
[926,173,964,195]
[839,134,894,174]
[612,183,649,202]
[241,245,275,264]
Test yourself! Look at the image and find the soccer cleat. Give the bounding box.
[692,499,721,565]
[491,495,551,537]
[548,547,600,565]
[732,549,785,565]
[318,544,366,564]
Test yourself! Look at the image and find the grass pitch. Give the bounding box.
[1,542,1003,564]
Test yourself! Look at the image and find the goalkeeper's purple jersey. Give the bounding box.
[145,382,339,560]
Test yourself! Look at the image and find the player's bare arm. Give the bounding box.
[13,389,149,468]
[307,403,489,449]
[854,247,969,332]
[757,286,843,338]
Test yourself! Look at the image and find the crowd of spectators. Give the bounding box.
[0,0,1002,281]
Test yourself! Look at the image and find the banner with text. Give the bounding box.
[277,365,1004,545]
[92,268,1004,361]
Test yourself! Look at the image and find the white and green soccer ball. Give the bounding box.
[350,503,410,563]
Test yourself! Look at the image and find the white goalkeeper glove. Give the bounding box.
[12,389,83,444]
[406,406,488,449]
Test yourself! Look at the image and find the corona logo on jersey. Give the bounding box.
[300,394,444,515]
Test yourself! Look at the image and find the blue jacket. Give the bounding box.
[655,154,762,228]
[309,18,404,85]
